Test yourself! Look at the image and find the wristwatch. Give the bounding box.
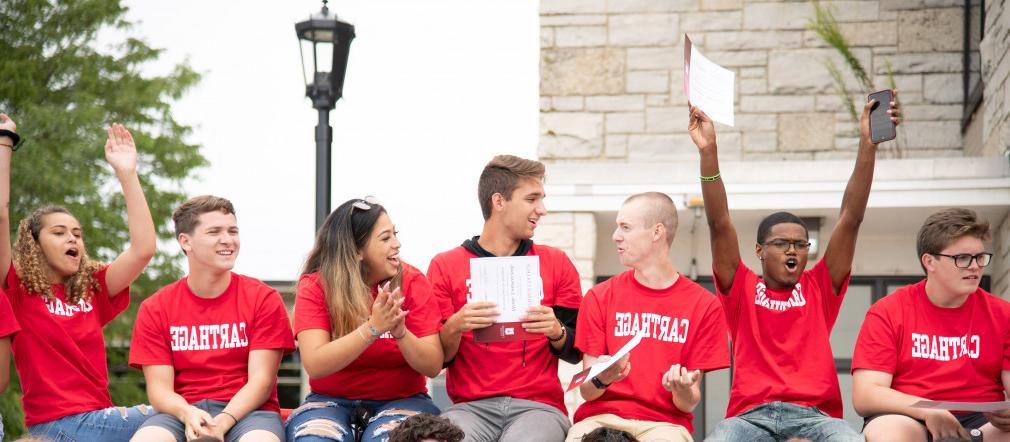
[590,376,610,389]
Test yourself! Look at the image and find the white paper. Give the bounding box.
[912,400,1010,413]
[468,256,543,323]
[587,331,646,380]
[685,34,735,127]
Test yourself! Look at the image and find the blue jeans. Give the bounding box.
[27,405,154,442]
[705,401,864,442]
[286,392,440,442]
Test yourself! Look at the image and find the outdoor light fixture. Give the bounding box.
[295,0,356,231]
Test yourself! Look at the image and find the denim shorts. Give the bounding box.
[286,392,440,442]
[27,405,154,442]
[139,399,284,442]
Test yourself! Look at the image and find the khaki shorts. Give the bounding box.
[565,413,692,442]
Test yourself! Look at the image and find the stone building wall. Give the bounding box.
[539,0,978,162]
[977,0,1009,157]
[980,1,1009,296]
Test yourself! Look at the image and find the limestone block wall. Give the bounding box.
[539,0,981,162]
[976,0,1010,157]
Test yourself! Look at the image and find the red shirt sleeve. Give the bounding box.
[129,299,172,369]
[551,249,583,309]
[807,260,848,327]
[293,274,332,335]
[94,266,130,326]
[574,285,606,357]
[401,269,440,338]
[851,302,898,374]
[0,291,19,338]
[684,296,730,372]
[425,257,455,321]
[714,259,752,326]
[249,287,295,353]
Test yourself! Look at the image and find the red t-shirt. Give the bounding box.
[574,271,729,432]
[717,259,847,418]
[129,273,295,412]
[293,263,442,400]
[427,243,583,414]
[5,263,129,426]
[852,280,1010,403]
[0,289,19,339]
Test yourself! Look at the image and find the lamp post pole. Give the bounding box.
[308,73,336,232]
[296,1,355,233]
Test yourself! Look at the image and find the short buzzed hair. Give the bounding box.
[916,208,990,272]
[623,192,678,245]
[477,155,546,220]
[173,195,236,237]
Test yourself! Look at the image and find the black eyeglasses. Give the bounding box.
[760,239,811,252]
[351,195,379,211]
[932,252,992,269]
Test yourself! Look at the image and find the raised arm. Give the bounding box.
[688,107,740,294]
[822,93,901,293]
[104,124,156,295]
[0,114,16,287]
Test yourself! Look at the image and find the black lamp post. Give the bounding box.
[296,0,355,232]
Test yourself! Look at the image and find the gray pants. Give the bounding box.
[442,396,571,442]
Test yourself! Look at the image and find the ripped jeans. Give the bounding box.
[286,392,440,442]
[27,404,153,442]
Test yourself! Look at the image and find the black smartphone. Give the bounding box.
[867,89,895,143]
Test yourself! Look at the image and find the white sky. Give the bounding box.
[123,1,539,280]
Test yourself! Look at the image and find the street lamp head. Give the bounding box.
[296,0,356,110]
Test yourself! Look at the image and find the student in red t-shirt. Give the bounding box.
[129,196,295,442]
[428,155,583,442]
[0,114,157,441]
[694,95,901,441]
[286,197,444,442]
[853,208,1010,441]
[567,192,730,442]
[0,292,21,440]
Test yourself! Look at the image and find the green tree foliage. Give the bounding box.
[0,0,205,438]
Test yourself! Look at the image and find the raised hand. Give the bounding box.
[369,282,406,334]
[687,106,717,151]
[859,89,902,148]
[662,363,701,393]
[104,123,138,175]
[0,113,16,133]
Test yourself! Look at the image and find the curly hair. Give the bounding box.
[14,206,103,303]
[387,414,464,442]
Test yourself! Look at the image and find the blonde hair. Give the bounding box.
[623,192,679,246]
[303,199,402,338]
[14,206,103,303]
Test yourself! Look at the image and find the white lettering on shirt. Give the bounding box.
[170,322,249,351]
[910,332,980,361]
[754,281,807,312]
[45,298,94,317]
[613,312,689,343]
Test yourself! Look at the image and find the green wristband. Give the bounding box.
[700,171,721,182]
